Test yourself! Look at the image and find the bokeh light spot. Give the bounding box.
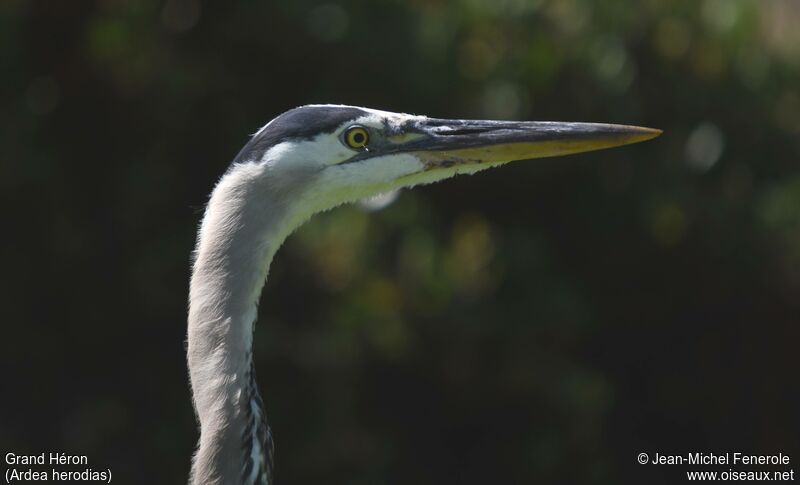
[482,81,527,119]
[702,0,740,33]
[445,213,497,295]
[691,41,726,81]
[651,204,687,248]
[591,36,634,91]
[685,122,724,172]
[653,17,691,60]
[458,37,500,80]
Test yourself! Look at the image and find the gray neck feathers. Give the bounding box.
[187,161,311,485]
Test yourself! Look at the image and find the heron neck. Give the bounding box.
[187,164,299,484]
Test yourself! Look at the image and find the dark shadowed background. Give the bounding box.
[1,0,798,483]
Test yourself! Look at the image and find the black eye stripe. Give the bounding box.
[233,106,368,165]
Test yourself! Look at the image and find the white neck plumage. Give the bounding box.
[187,162,298,485]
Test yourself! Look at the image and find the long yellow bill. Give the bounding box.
[397,119,661,169]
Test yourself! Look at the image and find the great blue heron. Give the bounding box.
[187,105,660,485]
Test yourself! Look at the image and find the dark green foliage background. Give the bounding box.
[1,0,798,483]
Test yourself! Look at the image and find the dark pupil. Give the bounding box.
[352,132,365,144]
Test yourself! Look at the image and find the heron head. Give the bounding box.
[231,104,660,218]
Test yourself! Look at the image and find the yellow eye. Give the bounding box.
[344,126,369,149]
